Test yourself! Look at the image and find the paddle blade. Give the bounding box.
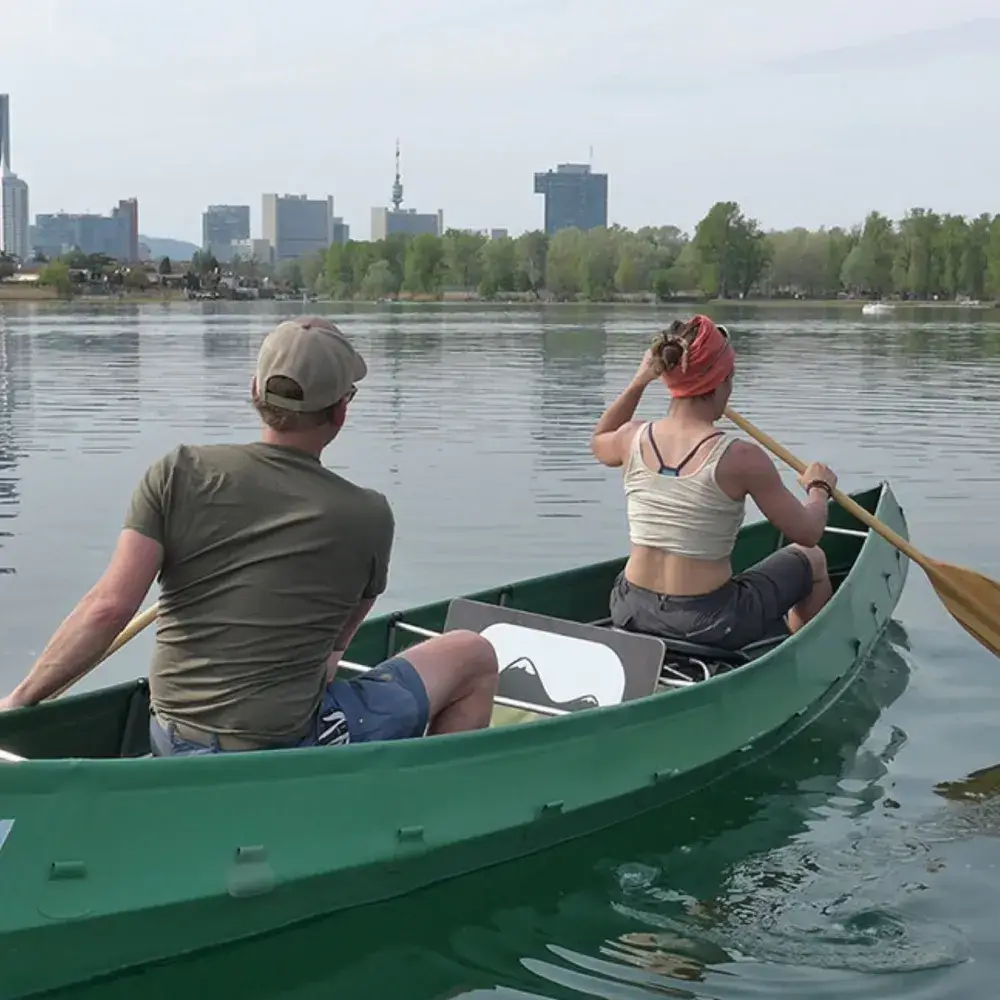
[934,762,1000,802]
[927,560,1000,660]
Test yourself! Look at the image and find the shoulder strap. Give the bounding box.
[656,430,724,477]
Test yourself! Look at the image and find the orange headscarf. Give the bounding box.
[663,315,735,398]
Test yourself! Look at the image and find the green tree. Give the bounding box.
[841,211,896,297]
[692,201,769,298]
[824,227,856,297]
[545,228,586,299]
[479,236,517,297]
[986,215,1000,300]
[190,250,220,278]
[223,205,1000,304]
[39,261,74,298]
[359,260,396,299]
[276,259,304,292]
[377,234,408,292]
[893,208,942,299]
[299,251,327,294]
[157,256,172,276]
[937,214,968,299]
[614,230,659,294]
[441,230,486,288]
[666,242,701,294]
[403,234,445,294]
[124,267,149,291]
[514,230,548,295]
[767,228,835,297]
[325,242,357,298]
[580,227,618,300]
[962,214,992,300]
[0,254,16,281]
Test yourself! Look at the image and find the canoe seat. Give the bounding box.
[443,598,667,713]
[611,628,788,685]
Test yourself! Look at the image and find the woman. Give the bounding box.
[590,314,838,651]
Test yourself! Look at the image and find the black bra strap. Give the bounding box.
[647,426,724,477]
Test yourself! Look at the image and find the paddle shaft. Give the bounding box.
[724,407,927,570]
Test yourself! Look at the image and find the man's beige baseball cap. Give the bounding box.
[256,316,367,412]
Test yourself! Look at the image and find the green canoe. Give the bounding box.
[0,483,908,999]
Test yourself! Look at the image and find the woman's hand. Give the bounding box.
[798,461,838,495]
[631,349,662,388]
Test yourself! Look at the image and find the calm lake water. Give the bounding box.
[1,300,999,999]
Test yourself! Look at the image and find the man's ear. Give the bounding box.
[330,398,349,429]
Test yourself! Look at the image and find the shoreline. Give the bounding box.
[1,286,995,312]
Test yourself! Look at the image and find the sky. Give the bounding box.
[4,0,999,244]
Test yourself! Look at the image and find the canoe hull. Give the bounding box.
[0,483,909,998]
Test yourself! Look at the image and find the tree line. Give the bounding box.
[270,202,1000,303]
[11,202,999,303]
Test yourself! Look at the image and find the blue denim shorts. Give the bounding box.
[149,656,431,756]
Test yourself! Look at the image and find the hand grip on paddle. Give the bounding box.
[725,406,1000,661]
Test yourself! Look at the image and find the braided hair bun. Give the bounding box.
[650,317,701,375]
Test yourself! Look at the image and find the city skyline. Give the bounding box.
[3,3,1000,246]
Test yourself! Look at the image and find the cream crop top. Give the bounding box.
[622,422,746,561]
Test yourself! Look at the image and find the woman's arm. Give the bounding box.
[590,350,661,468]
[728,442,836,547]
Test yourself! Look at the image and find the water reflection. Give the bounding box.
[0,325,27,576]
[531,321,607,519]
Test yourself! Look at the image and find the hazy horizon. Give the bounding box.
[5,1,999,244]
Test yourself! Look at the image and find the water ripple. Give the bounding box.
[1,302,999,1000]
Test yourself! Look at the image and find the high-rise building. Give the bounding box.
[203,205,251,255]
[0,95,31,261]
[533,163,608,235]
[1,174,29,261]
[112,198,139,262]
[332,217,350,245]
[0,95,10,174]
[370,141,442,240]
[231,238,273,266]
[370,207,442,241]
[33,201,138,262]
[262,194,334,262]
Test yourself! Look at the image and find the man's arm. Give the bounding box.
[325,493,395,682]
[325,597,376,681]
[0,529,163,711]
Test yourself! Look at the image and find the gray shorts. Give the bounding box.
[609,547,814,651]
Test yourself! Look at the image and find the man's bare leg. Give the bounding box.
[399,630,499,734]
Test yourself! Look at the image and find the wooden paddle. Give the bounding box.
[724,406,1000,661]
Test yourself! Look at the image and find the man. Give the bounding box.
[0,317,499,754]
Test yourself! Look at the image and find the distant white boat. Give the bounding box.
[861,301,894,316]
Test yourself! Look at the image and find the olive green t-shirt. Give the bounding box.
[123,442,394,745]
